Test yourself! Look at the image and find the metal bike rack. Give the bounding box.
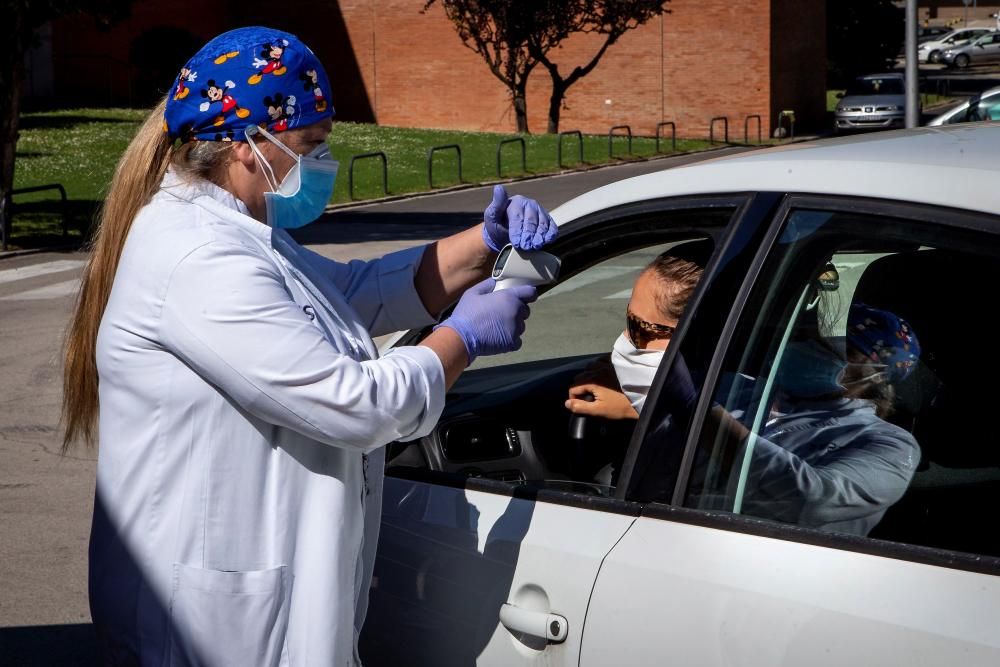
[656,121,677,153]
[8,184,70,248]
[744,115,762,145]
[607,125,633,158]
[709,116,729,144]
[427,144,463,188]
[777,110,796,140]
[557,130,584,168]
[348,152,388,200]
[496,137,527,178]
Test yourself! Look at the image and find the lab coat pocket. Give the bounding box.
[168,563,291,667]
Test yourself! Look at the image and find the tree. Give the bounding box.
[528,0,668,134]
[426,0,669,134]
[1,0,132,250]
[827,0,904,88]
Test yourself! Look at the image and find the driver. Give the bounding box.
[565,243,707,420]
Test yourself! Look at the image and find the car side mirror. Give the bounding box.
[835,92,844,99]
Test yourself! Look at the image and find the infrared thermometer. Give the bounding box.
[491,244,561,291]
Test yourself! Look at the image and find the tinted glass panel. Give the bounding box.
[678,207,1000,557]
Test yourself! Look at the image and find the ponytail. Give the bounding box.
[62,98,173,450]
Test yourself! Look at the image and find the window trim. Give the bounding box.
[659,193,1000,574]
[388,194,749,513]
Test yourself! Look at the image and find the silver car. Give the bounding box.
[834,74,909,132]
[942,31,1000,68]
[927,85,1000,125]
[917,27,992,63]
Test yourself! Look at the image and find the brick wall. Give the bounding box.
[46,0,828,138]
[342,0,780,138]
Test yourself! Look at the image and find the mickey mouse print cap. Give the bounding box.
[164,26,334,142]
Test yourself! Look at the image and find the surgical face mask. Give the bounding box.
[776,339,889,400]
[611,332,665,414]
[245,125,339,229]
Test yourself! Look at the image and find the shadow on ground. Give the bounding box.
[0,624,98,666]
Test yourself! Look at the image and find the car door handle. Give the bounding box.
[499,603,568,643]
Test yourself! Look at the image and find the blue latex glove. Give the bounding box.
[482,184,558,252]
[436,278,537,362]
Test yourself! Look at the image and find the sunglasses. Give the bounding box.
[626,309,675,348]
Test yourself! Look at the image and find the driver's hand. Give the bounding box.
[566,383,639,420]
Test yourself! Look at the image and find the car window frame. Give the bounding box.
[386,193,751,516]
[642,192,1000,577]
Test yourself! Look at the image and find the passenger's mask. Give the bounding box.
[611,333,665,414]
[775,340,848,398]
[246,126,339,229]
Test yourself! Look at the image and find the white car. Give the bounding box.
[361,126,1000,666]
[917,27,993,62]
[928,85,1000,125]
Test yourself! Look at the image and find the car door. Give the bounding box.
[581,196,1000,665]
[983,34,1000,63]
[359,196,753,666]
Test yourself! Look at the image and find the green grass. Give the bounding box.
[10,107,717,249]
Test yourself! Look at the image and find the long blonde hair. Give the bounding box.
[62,97,233,450]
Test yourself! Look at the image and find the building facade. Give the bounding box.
[37,0,827,138]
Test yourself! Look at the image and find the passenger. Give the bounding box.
[730,303,923,536]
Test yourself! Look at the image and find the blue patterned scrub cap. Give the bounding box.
[164,26,333,142]
[847,303,921,382]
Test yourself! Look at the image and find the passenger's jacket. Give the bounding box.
[741,397,920,536]
[90,170,445,666]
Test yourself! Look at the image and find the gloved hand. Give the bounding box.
[482,184,558,252]
[436,278,537,363]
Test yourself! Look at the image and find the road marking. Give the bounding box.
[540,265,641,300]
[0,259,86,285]
[0,279,81,301]
[603,289,632,300]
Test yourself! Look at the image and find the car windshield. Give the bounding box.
[845,77,904,96]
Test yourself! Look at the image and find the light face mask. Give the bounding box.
[611,332,665,414]
[245,125,339,229]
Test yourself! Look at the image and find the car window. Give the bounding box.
[470,237,713,370]
[671,206,1000,558]
[845,77,904,96]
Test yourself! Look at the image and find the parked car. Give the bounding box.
[927,85,1000,124]
[917,27,993,63]
[833,73,912,132]
[360,125,1000,666]
[942,31,1000,68]
[918,25,952,43]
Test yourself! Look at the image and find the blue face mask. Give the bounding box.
[775,340,848,399]
[246,126,339,229]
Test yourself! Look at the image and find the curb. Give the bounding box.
[0,242,84,261]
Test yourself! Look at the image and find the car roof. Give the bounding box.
[551,125,1000,224]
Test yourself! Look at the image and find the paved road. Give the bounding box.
[0,147,747,663]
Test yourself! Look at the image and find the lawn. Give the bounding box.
[10,108,716,249]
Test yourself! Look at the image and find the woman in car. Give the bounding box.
[565,245,706,420]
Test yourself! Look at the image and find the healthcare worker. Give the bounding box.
[61,27,556,666]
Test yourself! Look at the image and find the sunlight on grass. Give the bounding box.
[11,108,718,248]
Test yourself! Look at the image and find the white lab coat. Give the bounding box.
[89,170,445,666]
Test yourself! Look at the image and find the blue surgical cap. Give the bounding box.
[164,26,334,142]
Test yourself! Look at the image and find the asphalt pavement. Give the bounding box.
[0,146,747,664]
